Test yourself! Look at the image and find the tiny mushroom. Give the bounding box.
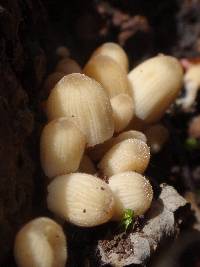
[188,115,200,139]
[55,58,82,75]
[98,138,150,177]
[40,118,86,178]
[145,124,169,153]
[56,46,70,58]
[47,173,114,227]
[108,171,153,220]
[14,217,67,267]
[128,54,183,123]
[84,55,131,98]
[177,64,200,110]
[46,73,114,147]
[91,42,129,72]
[111,93,135,132]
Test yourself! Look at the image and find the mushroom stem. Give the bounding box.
[177,80,198,110]
[111,94,134,132]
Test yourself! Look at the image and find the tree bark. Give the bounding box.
[92,184,191,267]
[0,0,46,263]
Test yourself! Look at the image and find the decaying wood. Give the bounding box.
[92,184,191,267]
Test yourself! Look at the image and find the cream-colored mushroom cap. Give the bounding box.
[128,54,183,123]
[47,173,114,227]
[14,217,67,267]
[91,42,129,72]
[40,118,86,178]
[46,73,114,147]
[84,55,131,98]
[111,94,135,132]
[108,172,153,220]
[98,138,150,177]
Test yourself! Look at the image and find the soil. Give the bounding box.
[1,0,200,266]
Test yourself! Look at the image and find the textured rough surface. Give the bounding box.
[0,0,46,263]
[93,184,189,266]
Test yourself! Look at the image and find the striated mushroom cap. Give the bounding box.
[46,73,114,147]
[91,42,129,72]
[128,54,183,123]
[84,55,131,98]
[108,172,153,220]
[14,217,67,267]
[40,118,86,178]
[47,173,114,227]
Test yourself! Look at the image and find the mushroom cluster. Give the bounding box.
[14,43,184,267]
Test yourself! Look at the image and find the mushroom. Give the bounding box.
[43,72,65,99]
[88,130,147,162]
[78,154,96,174]
[111,93,135,132]
[128,54,183,123]
[55,58,82,75]
[145,124,169,153]
[56,46,70,58]
[83,55,131,98]
[47,173,114,227]
[98,138,150,177]
[14,217,67,267]
[177,64,200,110]
[108,172,153,220]
[40,118,86,178]
[188,115,200,139]
[91,42,129,72]
[46,73,114,147]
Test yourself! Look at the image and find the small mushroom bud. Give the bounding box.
[98,138,150,177]
[56,58,82,75]
[56,46,70,58]
[14,217,67,267]
[83,55,131,98]
[43,72,65,98]
[177,64,200,110]
[46,73,114,147]
[88,130,147,162]
[91,42,129,72]
[78,154,96,174]
[47,173,114,227]
[128,54,183,123]
[111,94,134,132]
[108,171,153,220]
[145,124,169,153]
[188,115,200,139]
[40,118,86,178]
